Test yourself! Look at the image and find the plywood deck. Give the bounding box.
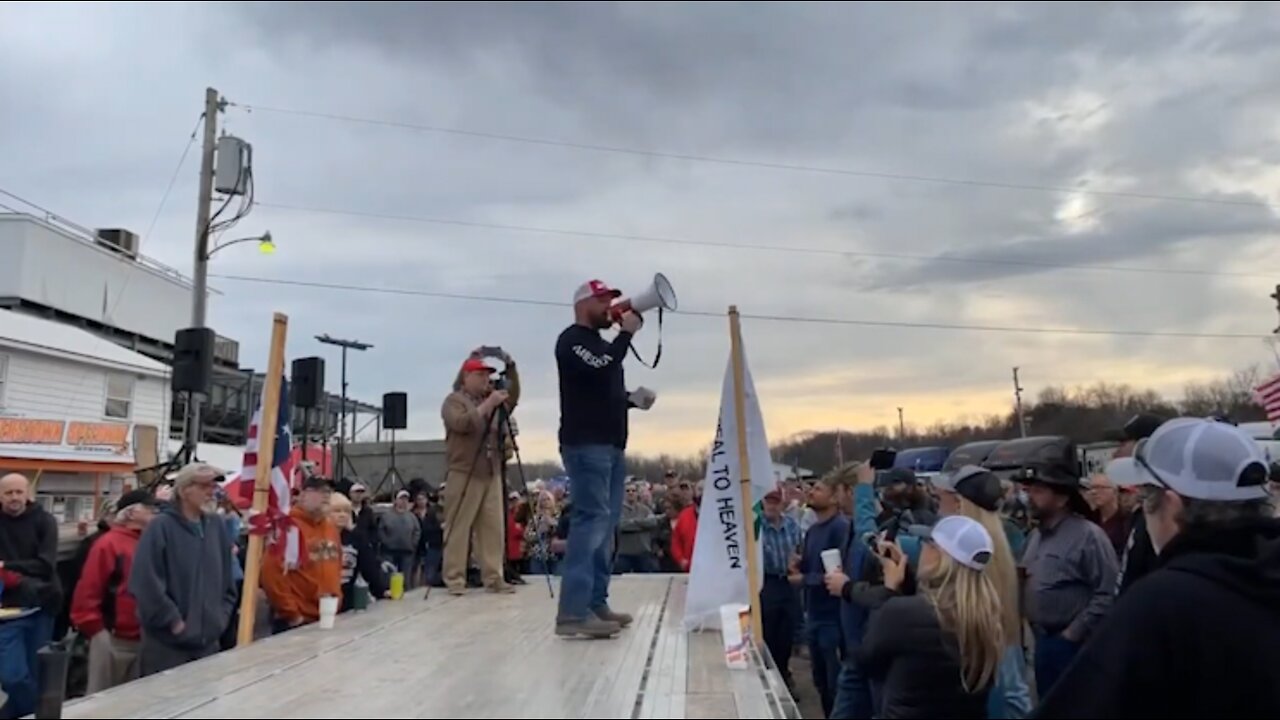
[62,576,799,719]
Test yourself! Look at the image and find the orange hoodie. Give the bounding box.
[260,506,343,623]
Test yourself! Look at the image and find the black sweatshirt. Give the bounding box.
[858,594,990,719]
[0,502,62,611]
[556,324,634,449]
[1036,519,1280,719]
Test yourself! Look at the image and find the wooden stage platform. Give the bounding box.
[62,575,799,719]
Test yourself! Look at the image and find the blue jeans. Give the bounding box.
[614,553,657,574]
[1034,631,1080,701]
[0,611,53,720]
[556,444,627,621]
[529,557,560,575]
[988,643,1032,719]
[830,657,872,719]
[423,547,444,587]
[384,550,414,577]
[808,619,843,718]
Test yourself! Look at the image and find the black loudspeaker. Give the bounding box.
[383,392,408,430]
[172,327,216,394]
[291,357,326,409]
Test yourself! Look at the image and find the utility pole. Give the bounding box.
[184,87,221,452]
[1013,366,1028,438]
[897,407,905,441]
[317,334,373,482]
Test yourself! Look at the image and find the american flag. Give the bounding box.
[1254,373,1280,422]
[230,377,295,517]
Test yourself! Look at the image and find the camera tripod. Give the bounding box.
[426,390,553,600]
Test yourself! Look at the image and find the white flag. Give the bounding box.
[682,350,775,631]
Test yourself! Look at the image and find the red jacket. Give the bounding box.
[671,506,698,572]
[507,511,524,562]
[70,525,143,640]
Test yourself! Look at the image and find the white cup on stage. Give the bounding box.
[719,603,751,670]
[820,549,842,574]
[319,595,339,630]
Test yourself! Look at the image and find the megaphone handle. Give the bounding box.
[627,307,664,369]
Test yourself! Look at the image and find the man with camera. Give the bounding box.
[554,279,655,639]
[441,349,520,597]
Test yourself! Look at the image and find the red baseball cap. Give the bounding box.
[573,279,622,304]
[461,357,496,374]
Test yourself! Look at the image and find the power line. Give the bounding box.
[143,113,204,241]
[230,102,1277,211]
[255,200,1273,280]
[207,273,1271,341]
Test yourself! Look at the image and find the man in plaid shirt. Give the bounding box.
[759,488,803,692]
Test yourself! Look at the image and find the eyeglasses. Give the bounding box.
[1132,443,1176,493]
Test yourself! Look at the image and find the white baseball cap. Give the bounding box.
[1104,417,1270,502]
[910,515,994,571]
[573,279,622,304]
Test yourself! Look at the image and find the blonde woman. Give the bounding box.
[933,465,1032,719]
[525,491,562,575]
[858,515,1004,719]
[327,492,388,611]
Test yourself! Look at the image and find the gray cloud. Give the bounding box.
[4,1,1280,459]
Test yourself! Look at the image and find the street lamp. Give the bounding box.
[185,230,276,451]
[316,334,374,482]
[207,231,276,258]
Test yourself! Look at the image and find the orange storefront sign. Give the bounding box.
[67,422,130,448]
[0,418,65,444]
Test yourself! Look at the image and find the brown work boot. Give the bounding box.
[555,616,621,639]
[593,606,633,628]
[447,586,467,597]
[486,583,517,594]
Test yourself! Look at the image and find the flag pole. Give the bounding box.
[237,312,289,647]
[727,305,765,648]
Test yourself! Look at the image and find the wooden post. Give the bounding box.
[236,312,289,647]
[727,305,765,648]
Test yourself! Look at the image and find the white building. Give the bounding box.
[0,309,171,524]
[0,205,382,458]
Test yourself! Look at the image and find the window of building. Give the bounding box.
[35,494,94,524]
[105,374,135,420]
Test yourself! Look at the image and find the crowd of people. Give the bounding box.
[0,463,464,719]
[4,273,1280,720]
[751,413,1280,719]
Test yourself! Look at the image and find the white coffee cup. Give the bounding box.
[820,548,842,574]
[319,595,338,630]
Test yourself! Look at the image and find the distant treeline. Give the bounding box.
[520,365,1272,481]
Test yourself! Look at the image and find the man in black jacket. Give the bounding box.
[1037,417,1280,718]
[553,278,651,639]
[0,472,61,720]
[1107,413,1163,595]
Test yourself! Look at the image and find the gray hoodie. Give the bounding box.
[378,508,421,553]
[618,502,661,557]
[128,505,237,649]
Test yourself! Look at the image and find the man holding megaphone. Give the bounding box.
[553,278,662,639]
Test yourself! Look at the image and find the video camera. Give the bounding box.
[475,345,511,390]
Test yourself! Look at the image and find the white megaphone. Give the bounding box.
[610,273,678,321]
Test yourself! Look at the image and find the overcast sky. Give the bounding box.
[4,1,1280,461]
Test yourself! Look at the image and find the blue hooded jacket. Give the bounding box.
[839,484,879,654]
